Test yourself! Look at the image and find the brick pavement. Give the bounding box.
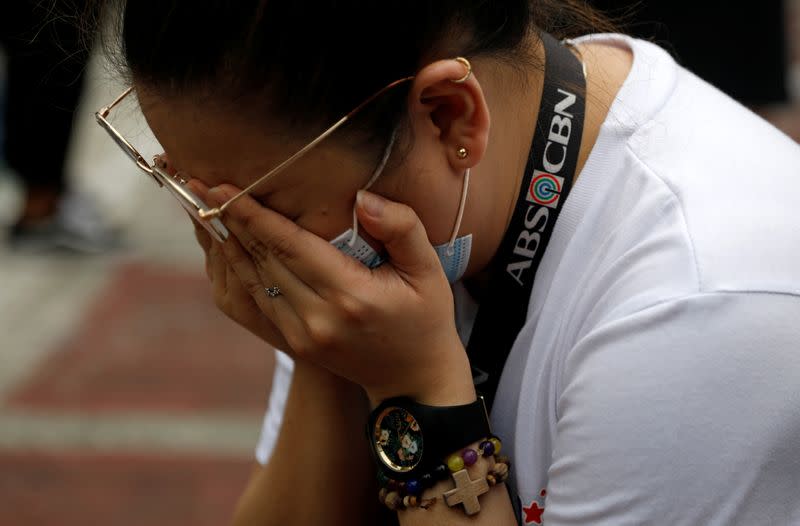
[0,260,273,524]
[8,263,273,414]
[0,452,252,526]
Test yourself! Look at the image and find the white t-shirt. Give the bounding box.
[255,34,800,524]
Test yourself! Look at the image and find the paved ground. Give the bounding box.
[0,8,798,525]
[0,49,274,525]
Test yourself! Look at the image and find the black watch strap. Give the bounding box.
[368,397,492,480]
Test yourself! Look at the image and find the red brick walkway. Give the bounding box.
[0,262,273,525]
[8,263,274,414]
[0,452,252,526]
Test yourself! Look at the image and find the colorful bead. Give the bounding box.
[447,453,465,473]
[403,495,419,508]
[493,462,509,479]
[434,463,450,481]
[489,460,510,483]
[461,448,479,466]
[496,456,511,471]
[405,479,422,496]
[385,491,401,510]
[377,434,512,513]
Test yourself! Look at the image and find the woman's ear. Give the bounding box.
[407,58,490,171]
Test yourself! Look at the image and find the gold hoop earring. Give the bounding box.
[451,57,472,84]
[457,147,469,160]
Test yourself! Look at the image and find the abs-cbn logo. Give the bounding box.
[527,170,564,209]
[507,88,577,287]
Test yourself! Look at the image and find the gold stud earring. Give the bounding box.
[457,147,469,160]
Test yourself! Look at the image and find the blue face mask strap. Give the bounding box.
[348,128,399,247]
[346,127,472,260]
[446,167,470,257]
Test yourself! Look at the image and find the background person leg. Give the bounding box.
[0,0,117,252]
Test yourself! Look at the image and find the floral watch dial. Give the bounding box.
[373,406,424,473]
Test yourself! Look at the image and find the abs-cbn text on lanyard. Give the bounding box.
[466,32,587,412]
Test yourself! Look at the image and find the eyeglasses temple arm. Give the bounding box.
[205,112,352,218]
[98,86,134,118]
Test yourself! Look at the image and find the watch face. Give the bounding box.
[373,406,423,473]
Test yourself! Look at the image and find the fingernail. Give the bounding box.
[357,190,384,217]
[208,186,225,204]
[185,179,201,194]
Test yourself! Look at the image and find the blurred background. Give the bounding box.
[0,1,798,525]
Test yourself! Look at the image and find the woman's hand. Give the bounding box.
[190,217,295,352]
[192,180,475,407]
[156,154,291,350]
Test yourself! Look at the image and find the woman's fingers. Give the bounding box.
[209,240,230,301]
[220,232,302,318]
[186,181,215,259]
[207,184,360,294]
[355,190,441,284]
[187,216,214,279]
[189,179,311,354]
[208,237,298,353]
[222,259,296,353]
[219,231,319,354]
[192,219,213,251]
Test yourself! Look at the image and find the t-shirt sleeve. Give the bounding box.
[544,292,800,525]
[254,349,295,466]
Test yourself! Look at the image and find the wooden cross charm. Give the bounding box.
[443,468,490,515]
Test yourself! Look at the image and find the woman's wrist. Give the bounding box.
[293,359,370,410]
[366,339,476,408]
[413,367,477,407]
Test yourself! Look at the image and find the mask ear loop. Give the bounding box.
[446,167,470,257]
[348,57,471,249]
[348,128,398,247]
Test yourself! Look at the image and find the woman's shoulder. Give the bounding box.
[622,62,800,297]
[578,34,800,300]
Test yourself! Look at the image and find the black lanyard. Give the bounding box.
[467,33,587,411]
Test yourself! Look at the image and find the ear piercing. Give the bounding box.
[450,59,473,163]
[452,57,472,84]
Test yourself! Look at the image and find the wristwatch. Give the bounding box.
[366,396,492,481]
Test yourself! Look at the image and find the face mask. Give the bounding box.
[329,130,474,283]
[331,229,473,283]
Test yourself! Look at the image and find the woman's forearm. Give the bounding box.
[232,360,380,526]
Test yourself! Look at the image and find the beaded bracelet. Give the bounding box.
[377,436,511,515]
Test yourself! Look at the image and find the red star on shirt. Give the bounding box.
[523,500,545,524]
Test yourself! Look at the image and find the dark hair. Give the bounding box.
[86,1,616,149]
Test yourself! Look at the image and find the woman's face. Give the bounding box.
[137,87,464,251]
